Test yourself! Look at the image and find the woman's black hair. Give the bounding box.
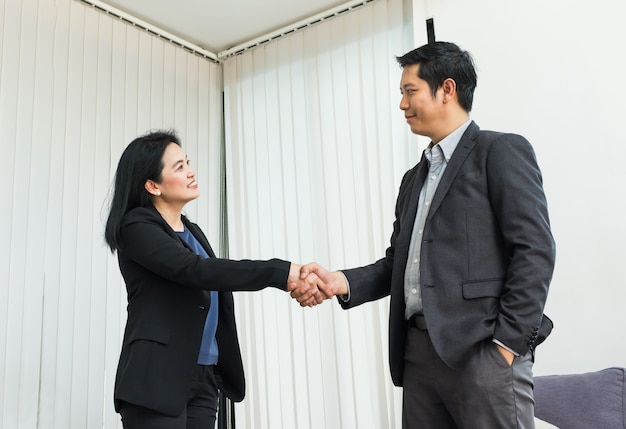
[104,130,181,251]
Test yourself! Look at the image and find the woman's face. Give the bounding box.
[152,142,199,205]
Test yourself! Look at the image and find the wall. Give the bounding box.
[418,0,626,375]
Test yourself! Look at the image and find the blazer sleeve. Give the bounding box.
[487,134,556,354]
[118,207,290,292]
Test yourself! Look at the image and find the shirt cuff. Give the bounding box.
[492,338,520,356]
[338,271,351,302]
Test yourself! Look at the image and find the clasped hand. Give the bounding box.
[287,263,348,307]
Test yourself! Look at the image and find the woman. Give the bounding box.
[104,130,321,428]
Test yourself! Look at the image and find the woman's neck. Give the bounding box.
[153,202,185,232]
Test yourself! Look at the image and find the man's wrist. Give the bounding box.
[338,271,350,301]
[492,338,519,356]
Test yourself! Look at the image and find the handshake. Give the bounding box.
[287,263,349,307]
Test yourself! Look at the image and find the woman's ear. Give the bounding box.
[145,179,161,196]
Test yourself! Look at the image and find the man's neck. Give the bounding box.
[430,112,470,144]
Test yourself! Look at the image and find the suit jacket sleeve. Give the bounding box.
[118,206,290,292]
[487,134,555,354]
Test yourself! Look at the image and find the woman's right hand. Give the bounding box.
[287,263,325,306]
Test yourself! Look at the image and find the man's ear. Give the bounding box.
[441,78,457,103]
[145,179,161,196]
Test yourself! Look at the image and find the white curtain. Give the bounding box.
[222,0,423,427]
[0,0,223,427]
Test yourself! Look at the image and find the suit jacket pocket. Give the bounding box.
[127,324,171,345]
[116,324,173,406]
[457,169,482,180]
[461,279,504,299]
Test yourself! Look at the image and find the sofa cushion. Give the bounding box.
[534,367,626,429]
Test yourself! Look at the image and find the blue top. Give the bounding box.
[176,227,219,365]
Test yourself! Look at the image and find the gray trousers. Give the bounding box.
[402,326,535,429]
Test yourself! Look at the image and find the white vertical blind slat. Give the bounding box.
[7,0,41,428]
[103,19,130,429]
[87,9,115,428]
[0,0,13,418]
[149,41,165,127]
[29,1,57,428]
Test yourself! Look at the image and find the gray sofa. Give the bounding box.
[533,367,626,429]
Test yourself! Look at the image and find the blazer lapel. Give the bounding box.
[151,209,215,258]
[399,152,429,245]
[426,123,479,221]
[183,218,217,258]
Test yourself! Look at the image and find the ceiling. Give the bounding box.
[95,0,355,55]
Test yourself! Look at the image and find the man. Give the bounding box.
[291,41,555,428]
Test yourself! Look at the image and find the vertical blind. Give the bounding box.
[223,0,423,427]
[0,0,223,427]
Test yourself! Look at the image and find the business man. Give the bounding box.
[291,42,556,428]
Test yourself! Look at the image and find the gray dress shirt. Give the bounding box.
[404,120,471,319]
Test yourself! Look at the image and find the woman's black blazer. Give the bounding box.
[113,205,289,416]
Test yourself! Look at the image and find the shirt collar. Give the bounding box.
[430,119,472,162]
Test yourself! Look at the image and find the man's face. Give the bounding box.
[399,64,444,140]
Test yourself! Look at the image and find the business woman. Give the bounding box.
[104,130,321,429]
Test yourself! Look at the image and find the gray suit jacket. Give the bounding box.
[340,121,556,386]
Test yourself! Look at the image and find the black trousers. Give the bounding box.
[120,365,219,429]
[402,326,535,429]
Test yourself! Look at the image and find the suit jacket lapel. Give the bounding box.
[184,218,217,258]
[152,209,216,259]
[426,122,479,222]
[399,152,429,245]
